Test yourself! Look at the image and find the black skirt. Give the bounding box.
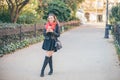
[42,38,56,51]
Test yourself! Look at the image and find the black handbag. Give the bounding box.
[55,39,62,50]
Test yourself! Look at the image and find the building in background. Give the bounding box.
[79,0,120,23]
[76,9,87,24]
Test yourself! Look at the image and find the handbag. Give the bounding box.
[55,39,62,50]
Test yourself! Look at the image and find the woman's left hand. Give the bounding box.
[49,29,53,32]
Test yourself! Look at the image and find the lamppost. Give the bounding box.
[104,0,109,38]
[96,0,98,23]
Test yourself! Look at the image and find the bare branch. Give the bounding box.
[15,0,19,6]
[18,0,29,7]
[18,0,29,13]
[6,0,12,10]
[8,0,14,6]
[15,0,18,6]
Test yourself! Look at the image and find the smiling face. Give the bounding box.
[48,15,55,23]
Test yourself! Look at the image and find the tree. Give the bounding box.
[6,0,29,23]
[17,0,40,24]
[37,0,71,22]
[62,0,84,17]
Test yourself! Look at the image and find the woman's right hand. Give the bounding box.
[49,29,53,32]
[46,28,53,33]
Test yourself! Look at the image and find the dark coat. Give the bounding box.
[42,24,60,52]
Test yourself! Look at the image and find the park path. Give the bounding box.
[0,23,120,80]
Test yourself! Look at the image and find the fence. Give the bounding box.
[0,20,80,47]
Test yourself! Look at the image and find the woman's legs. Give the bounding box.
[48,56,53,75]
[40,51,54,77]
[47,51,54,75]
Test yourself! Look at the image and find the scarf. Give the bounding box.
[45,22,56,30]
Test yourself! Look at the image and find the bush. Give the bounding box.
[114,41,120,61]
[0,35,44,54]
[0,23,44,54]
[37,0,71,22]
[0,9,11,23]
[0,23,20,28]
[17,11,40,24]
[109,3,120,24]
[109,3,120,61]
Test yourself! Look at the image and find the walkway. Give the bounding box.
[0,23,120,80]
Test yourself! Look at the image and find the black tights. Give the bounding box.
[40,56,53,77]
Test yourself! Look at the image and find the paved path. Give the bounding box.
[0,23,120,80]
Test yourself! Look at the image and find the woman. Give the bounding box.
[40,13,60,77]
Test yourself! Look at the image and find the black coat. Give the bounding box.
[42,24,60,52]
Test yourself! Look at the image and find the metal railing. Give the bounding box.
[0,20,80,47]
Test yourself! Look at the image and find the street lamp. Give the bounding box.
[96,0,98,23]
[104,0,109,38]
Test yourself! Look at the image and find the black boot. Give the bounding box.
[48,56,53,75]
[40,56,50,77]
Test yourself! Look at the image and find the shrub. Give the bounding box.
[17,11,40,24]
[0,35,44,54]
[0,9,11,23]
[109,3,120,61]
[109,3,120,24]
[37,0,71,22]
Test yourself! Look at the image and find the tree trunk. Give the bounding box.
[10,7,19,23]
[6,0,29,23]
[11,12,19,23]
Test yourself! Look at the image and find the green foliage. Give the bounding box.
[63,0,84,17]
[0,23,20,28]
[0,23,44,54]
[17,11,39,24]
[109,3,120,24]
[6,0,30,23]
[0,40,29,54]
[0,0,40,24]
[69,15,80,21]
[0,9,11,23]
[110,4,120,61]
[0,23,36,29]
[114,41,120,61]
[63,0,84,10]
[37,0,71,22]
[0,0,11,22]
[0,35,44,54]
[63,26,73,31]
[0,27,43,50]
[17,0,41,24]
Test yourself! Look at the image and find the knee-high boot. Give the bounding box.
[40,56,50,77]
[48,56,53,75]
